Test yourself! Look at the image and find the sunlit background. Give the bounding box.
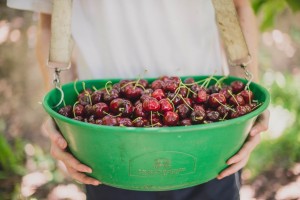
[0,0,300,199]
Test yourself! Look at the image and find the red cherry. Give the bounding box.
[231,81,245,94]
[58,105,73,117]
[151,80,165,90]
[177,104,191,119]
[183,77,195,85]
[239,90,253,104]
[93,102,109,118]
[193,104,205,113]
[180,119,192,126]
[206,111,220,122]
[78,90,92,106]
[134,103,149,118]
[124,86,143,100]
[91,90,104,104]
[152,89,166,101]
[84,104,94,117]
[143,97,160,112]
[102,115,119,126]
[164,80,179,93]
[74,104,85,116]
[219,86,233,99]
[229,95,245,106]
[193,89,208,103]
[133,117,149,127]
[110,98,134,117]
[118,117,133,127]
[208,93,226,108]
[159,99,173,113]
[163,111,179,126]
[103,89,119,103]
[190,110,206,124]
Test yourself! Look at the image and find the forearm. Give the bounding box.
[230,0,259,82]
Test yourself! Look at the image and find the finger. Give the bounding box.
[57,149,92,173]
[218,155,249,180]
[42,118,67,149]
[227,134,261,165]
[250,110,270,136]
[67,167,101,186]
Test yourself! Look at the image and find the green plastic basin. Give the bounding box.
[43,76,270,191]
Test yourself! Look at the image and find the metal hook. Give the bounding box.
[241,63,253,90]
[51,68,65,108]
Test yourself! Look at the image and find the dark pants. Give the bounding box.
[86,171,241,200]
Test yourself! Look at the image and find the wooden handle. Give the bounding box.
[212,0,251,66]
[48,0,73,69]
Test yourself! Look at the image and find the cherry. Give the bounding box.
[163,111,179,126]
[206,111,220,121]
[179,88,188,98]
[164,80,179,93]
[78,90,92,106]
[91,90,104,104]
[84,104,94,117]
[58,105,73,117]
[102,115,119,126]
[88,115,96,124]
[170,76,181,85]
[208,93,226,108]
[177,104,191,119]
[137,79,149,88]
[193,104,205,113]
[160,76,170,82]
[193,88,208,103]
[134,103,149,118]
[229,94,245,106]
[167,93,182,106]
[191,84,202,93]
[133,117,149,127]
[190,110,206,124]
[112,83,121,92]
[184,77,195,85]
[110,98,134,117]
[208,85,220,94]
[151,80,165,90]
[183,98,193,107]
[231,81,245,94]
[152,89,166,101]
[143,97,160,112]
[74,104,85,116]
[118,117,133,127]
[236,105,248,116]
[141,88,153,96]
[159,99,173,113]
[103,89,119,103]
[219,86,233,99]
[239,90,253,104]
[140,94,151,103]
[180,119,192,126]
[149,112,162,125]
[217,105,231,118]
[124,86,143,100]
[93,102,109,118]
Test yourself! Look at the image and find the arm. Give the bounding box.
[37,14,99,185]
[217,0,269,180]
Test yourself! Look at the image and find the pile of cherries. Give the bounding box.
[57,76,260,127]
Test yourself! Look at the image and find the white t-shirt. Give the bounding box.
[8,0,228,80]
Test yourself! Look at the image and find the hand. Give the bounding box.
[217,110,270,179]
[42,118,101,186]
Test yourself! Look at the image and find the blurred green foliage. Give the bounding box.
[252,0,300,31]
[247,73,300,178]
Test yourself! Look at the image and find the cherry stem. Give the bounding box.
[132,117,142,123]
[92,86,98,91]
[72,101,80,117]
[150,111,153,127]
[215,76,227,88]
[105,81,113,95]
[103,111,122,118]
[213,97,236,112]
[251,102,262,110]
[167,98,175,112]
[184,79,206,86]
[120,81,136,89]
[220,112,228,121]
[228,90,239,106]
[73,79,79,95]
[179,95,194,111]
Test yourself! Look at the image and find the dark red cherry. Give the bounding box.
[190,110,206,124]
[102,115,119,126]
[151,80,165,90]
[58,105,73,117]
[133,117,149,127]
[163,111,179,126]
[134,103,149,118]
[180,119,192,126]
[229,95,246,106]
[91,90,104,104]
[103,89,119,103]
[206,111,220,122]
[93,102,109,118]
[231,81,245,94]
[164,80,179,93]
[74,104,85,116]
[239,90,253,104]
[118,117,133,127]
[177,104,191,119]
[208,93,226,108]
[193,89,208,103]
